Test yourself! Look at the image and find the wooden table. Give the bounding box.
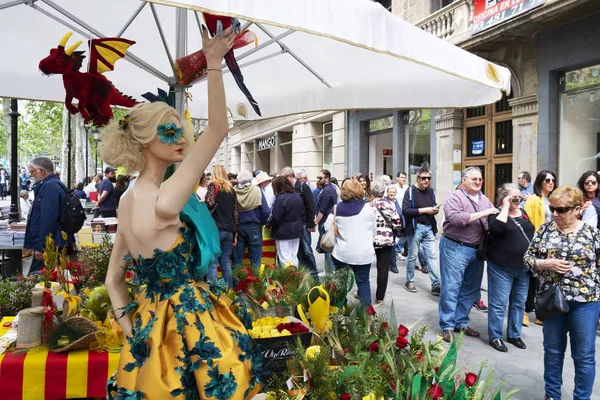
[0,317,120,400]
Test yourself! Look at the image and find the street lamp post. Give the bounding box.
[92,128,100,174]
[84,125,90,179]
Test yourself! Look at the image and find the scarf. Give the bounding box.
[336,199,366,217]
[234,183,262,211]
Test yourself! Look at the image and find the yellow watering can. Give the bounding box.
[297,285,332,334]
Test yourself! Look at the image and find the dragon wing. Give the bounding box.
[88,38,136,74]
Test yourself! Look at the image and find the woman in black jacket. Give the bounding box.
[486,183,535,352]
[268,176,304,266]
[205,165,239,289]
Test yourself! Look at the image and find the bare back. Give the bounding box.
[117,178,183,260]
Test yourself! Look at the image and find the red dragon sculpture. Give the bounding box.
[39,32,138,126]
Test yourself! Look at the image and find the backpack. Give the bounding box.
[58,184,87,235]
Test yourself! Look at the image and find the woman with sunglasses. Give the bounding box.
[523,170,557,326]
[577,171,600,229]
[523,186,600,400]
[485,184,535,352]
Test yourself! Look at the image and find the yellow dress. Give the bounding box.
[107,222,261,400]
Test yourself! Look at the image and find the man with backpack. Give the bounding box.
[24,157,74,275]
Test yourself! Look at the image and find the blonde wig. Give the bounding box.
[99,102,192,173]
[211,165,233,193]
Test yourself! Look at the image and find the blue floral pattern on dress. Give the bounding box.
[204,366,238,400]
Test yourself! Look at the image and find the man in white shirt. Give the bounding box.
[394,171,408,201]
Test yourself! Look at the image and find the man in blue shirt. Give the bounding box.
[24,157,70,274]
[96,167,118,218]
[518,171,533,207]
[314,169,337,274]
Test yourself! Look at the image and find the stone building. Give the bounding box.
[212,0,600,202]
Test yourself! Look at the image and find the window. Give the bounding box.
[432,0,456,13]
[559,64,600,186]
[405,110,431,177]
[323,122,333,172]
[367,116,393,134]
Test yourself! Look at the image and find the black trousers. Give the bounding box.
[525,273,537,312]
[375,246,394,301]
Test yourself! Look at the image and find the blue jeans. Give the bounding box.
[232,223,263,268]
[207,229,234,289]
[486,262,529,341]
[542,301,600,400]
[406,225,440,289]
[317,222,334,274]
[332,256,371,306]
[438,236,484,330]
[418,246,428,268]
[297,225,317,276]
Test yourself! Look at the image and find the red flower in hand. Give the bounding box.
[398,324,409,337]
[366,305,376,316]
[465,372,478,387]
[428,384,443,400]
[396,335,409,349]
[368,341,379,352]
[339,394,351,400]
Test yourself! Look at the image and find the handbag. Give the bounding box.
[319,206,337,253]
[533,223,570,320]
[535,284,570,321]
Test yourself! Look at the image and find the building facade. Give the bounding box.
[212,0,600,198]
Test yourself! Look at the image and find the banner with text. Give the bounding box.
[472,0,545,34]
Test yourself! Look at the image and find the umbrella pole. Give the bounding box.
[67,110,72,190]
[174,8,187,115]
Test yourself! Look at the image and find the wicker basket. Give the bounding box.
[49,316,99,353]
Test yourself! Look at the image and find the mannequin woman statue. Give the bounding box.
[103,26,260,399]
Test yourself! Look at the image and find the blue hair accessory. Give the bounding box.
[157,122,183,145]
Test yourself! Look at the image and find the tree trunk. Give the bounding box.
[74,114,85,185]
[3,99,10,166]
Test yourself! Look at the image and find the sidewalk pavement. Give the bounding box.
[311,235,600,400]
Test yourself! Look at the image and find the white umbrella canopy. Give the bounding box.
[0,0,511,121]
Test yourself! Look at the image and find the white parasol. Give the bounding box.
[0,0,510,120]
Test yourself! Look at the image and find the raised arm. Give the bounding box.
[156,26,236,220]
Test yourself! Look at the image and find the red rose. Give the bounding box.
[368,341,379,352]
[396,335,409,349]
[366,305,376,316]
[465,372,478,387]
[382,322,389,329]
[398,324,409,337]
[415,352,424,361]
[522,214,529,220]
[339,394,351,400]
[428,384,443,400]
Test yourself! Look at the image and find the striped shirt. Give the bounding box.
[442,188,495,245]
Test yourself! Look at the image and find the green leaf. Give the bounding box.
[452,383,467,400]
[411,373,422,400]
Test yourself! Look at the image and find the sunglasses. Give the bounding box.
[544,178,556,183]
[585,180,598,185]
[549,206,573,214]
[510,197,523,203]
[418,176,431,181]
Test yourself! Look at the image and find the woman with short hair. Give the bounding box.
[370,180,401,306]
[524,185,600,400]
[325,178,377,305]
[486,183,534,352]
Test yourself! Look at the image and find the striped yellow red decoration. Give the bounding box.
[0,317,120,399]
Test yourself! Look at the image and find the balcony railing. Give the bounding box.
[417,0,473,44]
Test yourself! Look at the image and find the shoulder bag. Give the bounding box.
[533,223,570,320]
[319,206,337,253]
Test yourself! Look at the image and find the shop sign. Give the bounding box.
[257,136,276,150]
[471,140,484,156]
[472,0,545,34]
[383,149,393,156]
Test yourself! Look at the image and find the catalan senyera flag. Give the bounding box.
[0,317,119,400]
